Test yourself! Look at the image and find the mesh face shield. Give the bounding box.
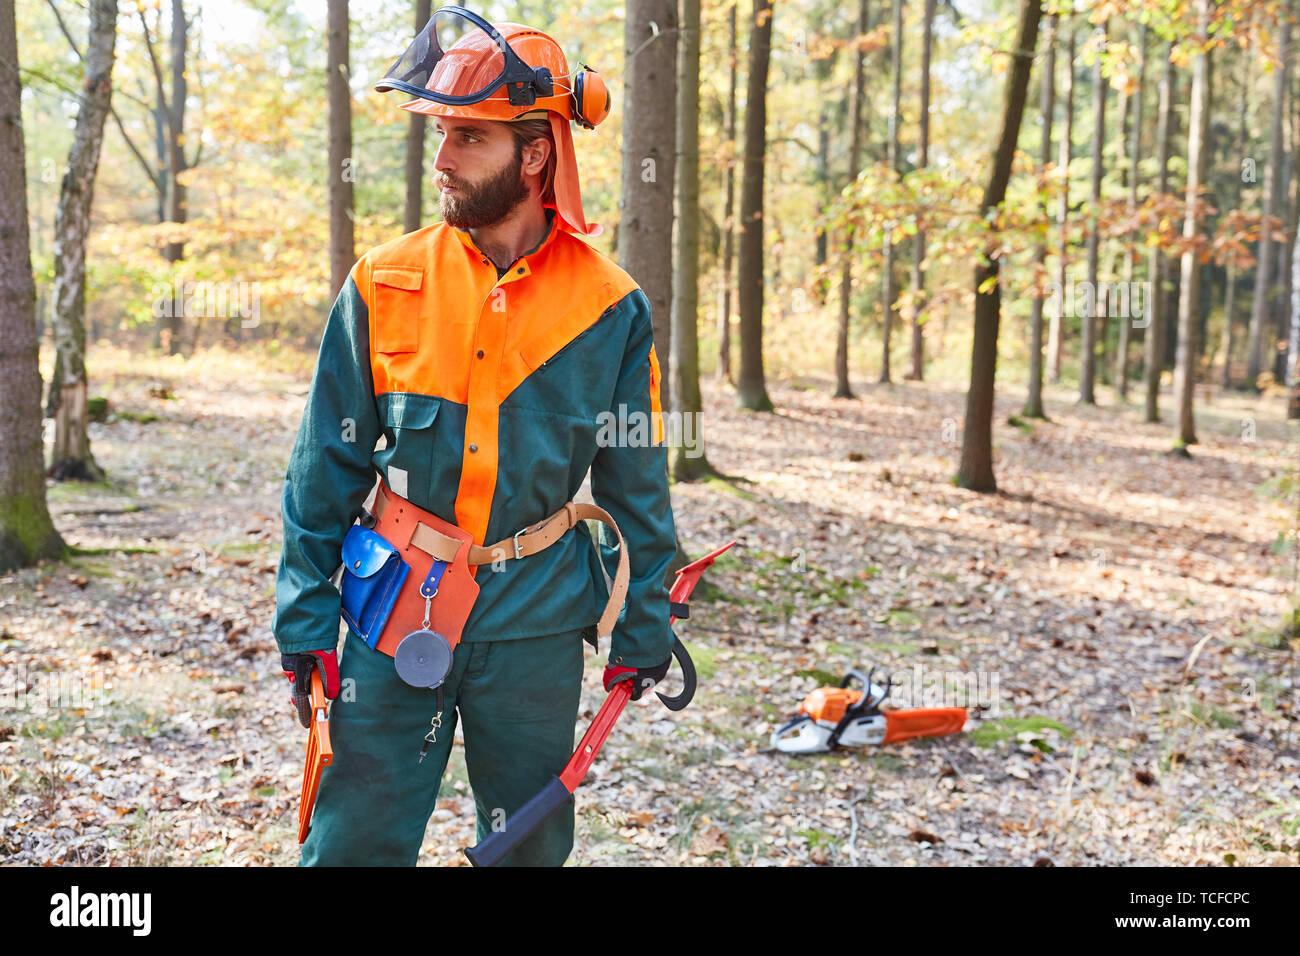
[375,6,554,107]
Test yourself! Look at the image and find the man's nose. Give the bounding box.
[433,137,454,179]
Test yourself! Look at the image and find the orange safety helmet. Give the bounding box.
[375,6,611,238]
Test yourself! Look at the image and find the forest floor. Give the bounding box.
[1,344,1297,867]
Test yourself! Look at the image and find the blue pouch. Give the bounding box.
[339,524,411,649]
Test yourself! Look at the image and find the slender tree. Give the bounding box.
[736,0,775,411]
[328,0,354,298]
[1172,0,1214,453]
[1289,211,1300,418]
[716,0,738,383]
[835,0,868,399]
[907,0,937,381]
[47,0,118,482]
[879,0,903,383]
[1222,51,1251,390]
[812,5,837,304]
[1079,21,1106,405]
[0,0,66,570]
[1024,12,1056,419]
[1246,14,1290,387]
[1116,22,1146,400]
[670,0,716,480]
[403,0,432,233]
[956,0,1043,491]
[163,0,187,268]
[1144,42,1175,423]
[130,1,196,351]
[621,0,678,415]
[1048,18,1074,383]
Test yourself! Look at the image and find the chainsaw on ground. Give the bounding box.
[770,667,966,754]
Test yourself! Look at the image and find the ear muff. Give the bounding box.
[572,65,610,130]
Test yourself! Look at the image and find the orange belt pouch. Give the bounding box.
[338,479,480,672]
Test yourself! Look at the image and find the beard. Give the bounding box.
[438,151,530,230]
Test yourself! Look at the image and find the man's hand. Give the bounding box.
[603,657,670,702]
[281,649,340,728]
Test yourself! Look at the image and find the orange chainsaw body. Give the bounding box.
[798,687,966,743]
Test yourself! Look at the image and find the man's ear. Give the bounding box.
[519,136,552,177]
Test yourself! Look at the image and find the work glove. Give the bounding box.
[281,649,340,729]
[603,657,671,702]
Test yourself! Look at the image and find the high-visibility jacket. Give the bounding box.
[272,210,677,668]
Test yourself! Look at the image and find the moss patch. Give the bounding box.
[970,716,1072,748]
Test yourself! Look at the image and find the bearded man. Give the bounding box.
[272,10,677,866]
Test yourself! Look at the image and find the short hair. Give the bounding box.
[508,115,556,201]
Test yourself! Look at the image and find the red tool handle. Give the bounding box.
[555,541,733,790]
[464,540,735,866]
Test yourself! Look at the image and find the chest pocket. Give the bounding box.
[372,266,424,354]
[517,320,614,419]
[376,393,441,502]
[519,317,600,373]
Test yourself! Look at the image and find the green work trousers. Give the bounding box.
[299,628,586,866]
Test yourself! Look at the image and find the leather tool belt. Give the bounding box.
[339,477,631,664]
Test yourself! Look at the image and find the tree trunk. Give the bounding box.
[1246,14,1289,387]
[1024,13,1056,419]
[670,0,715,481]
[1275,17,1297,386]
[878,0,903,384]
[1048,22,1074,383]
[1173,2,1213,453]
[736,0,775,411]
[403,0,432,234]
[328,0,355,299]
[48,1,116,486]
[0,0,66,571]
[48,0,117,483]
[1116,22,1145,401]
[621,0,678,417]
[1288,209,1300,417]
[1145,43,1175,423]
[835,0,868,400]
[907,0,936,382]
[1221,261,1236,388]
[956,0,1043,492]
[160,0,189,354]
[812,7,836,306]
[1079,22,1106,405]
[716,1,738,383]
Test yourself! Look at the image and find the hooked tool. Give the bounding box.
[463,540,735,866]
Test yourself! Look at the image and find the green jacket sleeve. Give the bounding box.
[589,289,678,668]
[272,273,383,655]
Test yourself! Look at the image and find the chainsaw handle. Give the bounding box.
[842,667,889,713]
[655,635,696,711]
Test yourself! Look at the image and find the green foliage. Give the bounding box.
[970,716,1072,748]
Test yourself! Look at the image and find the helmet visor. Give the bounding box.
[376,8,511,105]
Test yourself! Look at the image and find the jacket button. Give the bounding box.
[469,443,478,453]
[481,258,489,265]
[516,267,524,274]
[476,349,484,359]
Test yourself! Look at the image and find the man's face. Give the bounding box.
[433,119,529,229]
